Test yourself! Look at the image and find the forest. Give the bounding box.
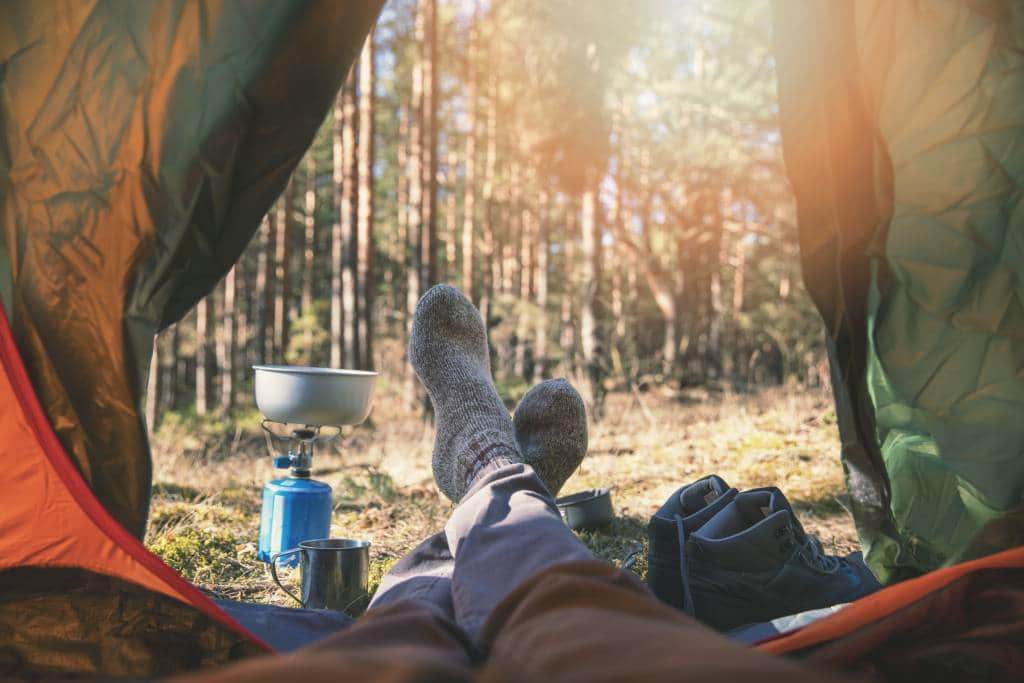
[144,0,827,431]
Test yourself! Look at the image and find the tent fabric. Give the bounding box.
[0,1,381,677]
[0,0,1022,678]
[0,0,383,540]
[773,0,1024,582]
[1,568,263,677]
[760,545,1024,666]
[0,301,267,677]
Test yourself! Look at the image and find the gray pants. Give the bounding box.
[369,462,591,640]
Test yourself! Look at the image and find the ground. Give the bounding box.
[146,382,857,610]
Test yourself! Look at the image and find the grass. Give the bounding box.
[146,382,857,610]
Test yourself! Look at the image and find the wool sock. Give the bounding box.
[513,378,588,497]
[409,284,521,502]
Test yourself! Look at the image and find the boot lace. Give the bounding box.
[798,535,840,572]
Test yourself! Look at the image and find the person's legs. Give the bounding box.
[379,284,589,639]
[368,531,455,615]
[398,285,856,680]
[176,599,475,683]
[446,462,592,640]
[476,561,859,683]
[369,376,589,617]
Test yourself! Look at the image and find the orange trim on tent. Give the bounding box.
[758,544,1024,654]
[0,304,270,653]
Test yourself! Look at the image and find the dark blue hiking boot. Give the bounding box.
[686,487,882,631]
[646,475,738,611]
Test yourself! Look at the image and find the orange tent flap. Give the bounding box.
[0,303,269,652]
[758,544,1024,654]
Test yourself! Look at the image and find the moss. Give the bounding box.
[367,556,399,598]
[213,486,262,514]
[148,501,252,539]
[148,502,194,532]
[149,526,256,584]
[574,515,648,575]
[151,482,202,501]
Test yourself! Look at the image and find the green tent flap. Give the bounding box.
[774,0,1024,582]
[0,0,383,538]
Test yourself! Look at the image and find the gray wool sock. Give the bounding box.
[409,284,521,502]
[513,378,589,497]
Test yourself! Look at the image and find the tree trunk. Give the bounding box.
[461,8,478,302]
[392,104,410,339]
[505,161,521,298]
[302,152,316,320]
[533,191,549,384]
[145,339,159,433]
[727,237,746,380]
[480,63,498,325]
[260,212,275,363]
[444,149,458,282]
[559,204,577,375]
[163,324,179,411]
[236,257,250,382]
[420,0,438,290]
[357,30,376,370]
[341,68,359,368]
[273,183,293,361]
[514,168,533,379]
[219,265,236,412]
[196,296,209,416]
[580,184,604,416]
[331,88,345,368]
[405,6,425,407]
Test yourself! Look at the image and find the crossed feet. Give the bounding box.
[409,284,588,503]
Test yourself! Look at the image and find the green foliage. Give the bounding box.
[149,526,253,585]
[151,482,202,502]
[287,306,330,365]
[367,556,399,598]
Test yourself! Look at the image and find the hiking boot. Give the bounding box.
[686,487,882,631]
[647,475,738,611]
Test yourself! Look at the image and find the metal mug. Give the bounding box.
[270,538,370,613]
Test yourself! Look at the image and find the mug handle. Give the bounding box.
[269,548,304,606]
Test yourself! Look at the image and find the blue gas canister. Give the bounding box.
[258,451,333,565]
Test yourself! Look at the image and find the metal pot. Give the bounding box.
[556,488,614,531]
[254,365,377,426]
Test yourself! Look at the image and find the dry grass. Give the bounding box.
[146,381,856,609]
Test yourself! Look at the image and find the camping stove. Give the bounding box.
[251,365,377,565]
[256,421,340,564]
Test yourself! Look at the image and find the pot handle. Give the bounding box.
[269,548,304,606]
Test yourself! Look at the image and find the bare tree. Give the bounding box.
[302,153,317,327]
[331,89,345,368]
[444,149,459,281]
[341,68,359,368]
[357,31,376,370]
[259,212,275,363]
[219,265,236,411]
[559,202,578,375]
[533,190,550,383]
[273,183,293,361]
[420,0,439,289]
[196,296,209,415]
[145,341,159,433]
[580,180,604,415]
[461,4,479,302]
[405,3,426,405]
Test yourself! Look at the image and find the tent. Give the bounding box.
[0,1,381,676]
[0,0,1020,679]
[772,0,1024,584]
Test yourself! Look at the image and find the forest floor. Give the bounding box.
[146,381,858,611]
